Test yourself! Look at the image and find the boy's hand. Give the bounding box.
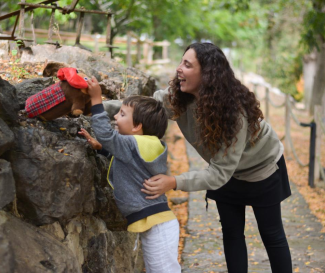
[87,76,102,105]
[78,128,102,150]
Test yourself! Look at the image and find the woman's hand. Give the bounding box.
[78,128,102,150]
[141,174,176,199]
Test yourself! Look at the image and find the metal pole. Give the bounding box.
[309,122,316,187]
[301,122,317,188]
[265,87,270,123]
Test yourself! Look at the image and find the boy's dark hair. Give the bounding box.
[122,95,168,139]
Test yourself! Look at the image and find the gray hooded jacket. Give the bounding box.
[91,104,170,225]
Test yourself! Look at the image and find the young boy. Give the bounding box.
[79,76,181,273]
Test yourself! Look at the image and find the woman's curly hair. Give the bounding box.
[169,43,264,156]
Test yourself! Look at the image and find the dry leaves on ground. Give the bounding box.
[164,121,190,263]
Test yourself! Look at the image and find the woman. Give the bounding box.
[141,42,292,272]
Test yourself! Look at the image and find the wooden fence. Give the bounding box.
[245,77,325,187]
[2,28,170,67]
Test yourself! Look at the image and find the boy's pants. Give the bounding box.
[140,219,181,273]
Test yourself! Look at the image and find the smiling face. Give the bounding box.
[114,104,140,135]
[176,48,202,98]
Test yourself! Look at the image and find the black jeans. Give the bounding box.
[216,202,292,273]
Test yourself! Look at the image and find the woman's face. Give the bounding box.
[176,48,202,98]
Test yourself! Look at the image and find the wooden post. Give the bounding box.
[284,94,292,159]
[162,40,168,60]
[253,83,257,96]
[105,14,111,58]
[143,41,148,64]
[136,39,141,64]
[94,33,99,53]
[147,41,153,65]
[75,11,84,45]
[314,105,322,182]
[47,5,56,42]
[30,11,36,45]
[265,87,270,123]
[18,0,26,38]
[127,31,132,67]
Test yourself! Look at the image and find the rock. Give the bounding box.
[63,215,144,273]
[21,44,93,66]
[93,154,128,231]
[43,61,70,77]
[0,210,81,273]
[64,217,85,266]
[113,231,144,273]
[40,221,65,241]
[20,45,157,97]
[0,41,10,60]
[8,117,96,225]
[0,118,14,156]
[170,196,189,205]
[99,78,123,99]
[15,77,54,109]
[0,78,19,124]
[102,100,122,120]
[125,67,156,97]
[0,159,16,210]
[0,230,15,273]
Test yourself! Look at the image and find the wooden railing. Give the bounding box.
[2,28,171,67]
[246,77,325,187]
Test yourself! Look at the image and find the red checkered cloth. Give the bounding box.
[25,82,66,118]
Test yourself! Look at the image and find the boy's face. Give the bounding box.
[114,104,138,135]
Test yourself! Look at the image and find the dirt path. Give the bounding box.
[181,141,325,273]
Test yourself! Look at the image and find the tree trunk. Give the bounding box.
[309,43,325,115]
[302,51,317,110]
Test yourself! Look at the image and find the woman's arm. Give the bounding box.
[143,117,249,197]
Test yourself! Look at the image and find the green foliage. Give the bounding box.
[0,0,321,101]
[301,8,325,51]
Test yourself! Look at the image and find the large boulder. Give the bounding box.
[21,45,157,97]
[0,159,15,209]
[94,154,128,231]
[0,78,19,124]
[21,44,93,66]
[0,118,14,156]
[15,77,54,109]
[0,210,81,273]
[8,117,96,225]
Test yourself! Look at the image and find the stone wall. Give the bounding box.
[0,45,157,273]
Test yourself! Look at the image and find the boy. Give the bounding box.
[79,76,181,273]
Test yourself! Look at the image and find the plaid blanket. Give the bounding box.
[25,82,66,118]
